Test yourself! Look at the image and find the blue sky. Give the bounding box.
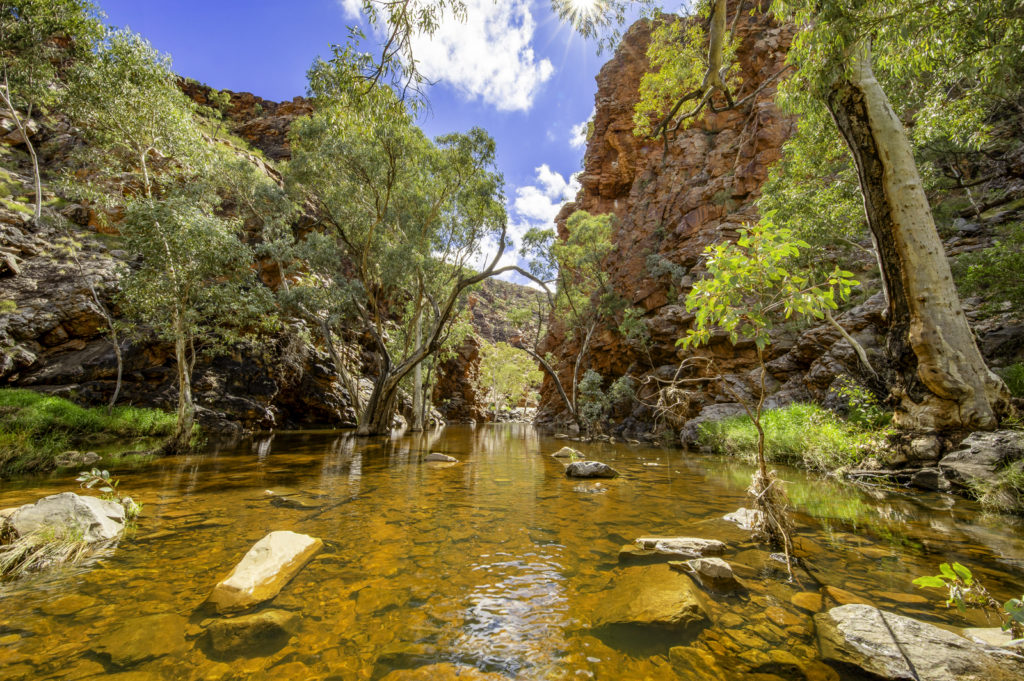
[95,0,621,279]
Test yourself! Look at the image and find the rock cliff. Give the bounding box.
[535,7,1023,439]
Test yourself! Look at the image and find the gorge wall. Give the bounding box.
[535,6,1024,440]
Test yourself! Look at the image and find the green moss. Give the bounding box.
[0,197,33,215]
[0,389,177,478]
[697,402,890,471]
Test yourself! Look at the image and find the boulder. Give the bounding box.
[424,453,457,463]
[564,460,619,478]
[8,492,125,543]
[203,609,297,659]
[939,430,1024,491]
[551,446,581,459]
[815,604,1022,681]
[92,613,188,667]
[207,530,323,613]
[723,507,764,531]
[591,564,710,631]
[634,537,726,557]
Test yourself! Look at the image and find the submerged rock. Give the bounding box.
[815,604,1022,681]
[92,613,188,667]
[551,446,581,459]
[723,507,764,531]
[378,663,509,681]
[634,537,726,557]
[424,452,458,463]
[564,461,619,478]
[591,564,710,631]
[203,609,297,659]
[7,492,125,543]
[207,530,323,613]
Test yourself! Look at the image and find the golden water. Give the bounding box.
[1,424,1022,680]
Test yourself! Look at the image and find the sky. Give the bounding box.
[94,0,624,283]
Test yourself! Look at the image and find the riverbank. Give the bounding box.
[0,389,177,478]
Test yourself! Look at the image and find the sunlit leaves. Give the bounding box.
[679,218,859,352]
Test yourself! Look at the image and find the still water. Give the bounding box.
[1,424,1022,680]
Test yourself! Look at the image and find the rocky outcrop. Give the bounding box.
[815,604,1022,681]
[179,80,313,161]
[6,492,124,543]
[207,530,323,613]
[939,430,1024,491]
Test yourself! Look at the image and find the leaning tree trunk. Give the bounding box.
[825,46,1009,434]
[411,312,424,432]
[357,374,401,436]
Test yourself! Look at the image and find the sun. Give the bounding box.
[554,0,606,32]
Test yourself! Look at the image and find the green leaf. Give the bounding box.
[939,563,957,580]
[912,575,946,589]
[951,562,973,583]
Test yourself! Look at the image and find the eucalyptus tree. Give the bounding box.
[519,210,618,430]
[0,0,101,220]
[287,47,510,435]
[65,30,273,453]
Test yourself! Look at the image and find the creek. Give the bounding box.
[1,424,1022,680]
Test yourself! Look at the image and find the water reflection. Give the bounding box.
[0,424,1022,681]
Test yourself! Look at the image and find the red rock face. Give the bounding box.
[179,80,314,160]
[537,7,799,430]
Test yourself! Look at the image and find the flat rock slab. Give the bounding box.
[9,492,125,543]
[551,446,581,459]
[93,613,188,667]
[203,609,297,659]
[591,564,710,631]
[634,537,726,557]
[565,461,619,478]
[207,530,323,613]
[815,604,1022,681]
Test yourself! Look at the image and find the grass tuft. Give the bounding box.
[996,363,1024,398]
[697,402,889,471]
[0,389,176,478]
[0,527,91,578]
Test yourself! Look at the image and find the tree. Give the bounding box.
[0,0,101,220]
[680,220,858,565]
[519,210,619,431]
[287,47,511,435]
[478,341,542,419]
[64,30,273,452]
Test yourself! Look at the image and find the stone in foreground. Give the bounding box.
[424,452,458,463]
[564,460,619,478]
[207,530,323,613]
[634,537,726,557]
[8,492,125,543]
[591,564,710,631]
[551,446,581,459]
[672,557,738,589]
[815,604,1022,681]
[203,609,297,659]
[723,507,764,531]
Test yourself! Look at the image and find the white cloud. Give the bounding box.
[570,107,595,148]
[340,0,553,112]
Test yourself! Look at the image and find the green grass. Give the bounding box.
[972,463,1024,515]
[997,363,1024,398]
[697,402,889,472]
[0,389,176,478]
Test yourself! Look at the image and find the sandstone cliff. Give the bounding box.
[536,8,1023,439]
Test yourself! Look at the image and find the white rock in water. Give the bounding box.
[816,604,1022,681]
[424,453,457,463]
[551,446,581,459]
[207,530,323,613]
[723,507,764,531]
[634,537,727,557]
[683,557,736,583]
[8,492,125,543]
